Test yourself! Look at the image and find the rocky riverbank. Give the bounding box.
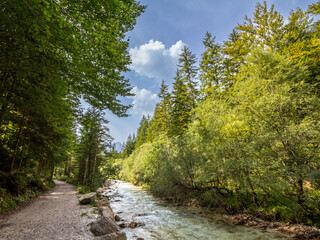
[183,199,320,239]
[230,214,320,240]
[79,180,144,240]
[82,181,320,240]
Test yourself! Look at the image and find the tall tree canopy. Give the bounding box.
[0,0,145,199]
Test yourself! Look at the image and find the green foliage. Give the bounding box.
[116,2,320,227]
[0,0,144,205]
[135,115,150,149]
[76,185,92,194]
[80,212,88,217]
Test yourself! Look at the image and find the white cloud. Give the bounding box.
[129,86,159,116]
[129,40,186,82]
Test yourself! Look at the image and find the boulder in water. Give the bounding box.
[115,215,121,221]
[79,192,97,204]
[90,216,119,236]
[119,223,126,228]
[129,221,137,228]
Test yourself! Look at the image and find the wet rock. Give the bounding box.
[129,221,137,229]
[90,216,119,236]
[95,232,127,240]
[245,221,258,227]
[97,199,111,207]
[119,223,126,228]
[232,214,253,225]
[79,192,97,205]
[269,222,281,228]
[137,238,144,240]
[99,206,114,220]
[136,213,147,217]
[277,224,320,239]
[115,215,121,221]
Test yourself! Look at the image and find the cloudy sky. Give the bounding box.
[106,0,316,144]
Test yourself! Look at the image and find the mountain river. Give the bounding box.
[106,180,290,240]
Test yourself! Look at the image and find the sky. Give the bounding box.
[106,0,317,145]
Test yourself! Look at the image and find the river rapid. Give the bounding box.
[106,180,290,240]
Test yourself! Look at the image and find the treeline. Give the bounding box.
[0,0,144,211]
[115,2,320,226]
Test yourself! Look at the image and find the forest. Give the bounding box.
[1,0,319,228]
[0,0,144,211]
[115,2,320,227]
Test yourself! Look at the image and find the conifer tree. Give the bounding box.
[169,71,193,136]
[200,32,224,96]
[135,115,150,148]
[178,46,199,108]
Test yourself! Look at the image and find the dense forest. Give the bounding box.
[115,2,320,226]
[0,0,145,211]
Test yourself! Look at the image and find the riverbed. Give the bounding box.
[105,180,290,240]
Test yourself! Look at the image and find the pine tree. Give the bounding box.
[169,71,192,136]
[200,32,224,96]
[178,46,199,108]
[135,115,150,148]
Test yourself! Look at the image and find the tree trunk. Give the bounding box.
[38,147,45,174]
[18,136,27,170]
[91,151,97,185]
[11,121,23,172]
[83,156,89,185]
[50,161,55,180]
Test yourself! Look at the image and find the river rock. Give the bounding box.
[119,223,126,228]
[79,192,97,204]
[97,199,111,207]
[99,206,115,220]
[129,221,137,229]
[115,215,120,221]
[136,213,147,217]
[94,232,127,240]
[90,216,119,236]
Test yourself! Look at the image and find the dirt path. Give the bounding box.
[0,180,92,240]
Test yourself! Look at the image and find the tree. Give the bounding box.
[223,2,284,86]
[77,108,112,188]
[178,46,199,107]
[169,47,198,136]
[169,71,193,136]
[0,0,145,195]
[135,115,150,149]
[200,32,224,96]
[122,134,136,157]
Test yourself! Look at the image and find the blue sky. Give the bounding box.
[106,0,316,144]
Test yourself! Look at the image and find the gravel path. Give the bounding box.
[0,180,92,240]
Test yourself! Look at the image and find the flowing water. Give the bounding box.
[106,180,290,240]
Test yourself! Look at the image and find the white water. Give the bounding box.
[106,180,290,240]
